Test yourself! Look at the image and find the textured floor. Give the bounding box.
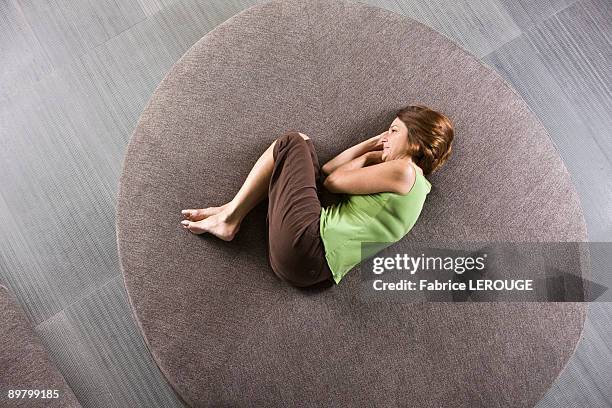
[0,0,610,407]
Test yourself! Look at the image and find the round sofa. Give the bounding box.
[116,1,589,406]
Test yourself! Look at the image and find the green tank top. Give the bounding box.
[319,162,432,284]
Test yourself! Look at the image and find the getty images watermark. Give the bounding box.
[359,242,610,302]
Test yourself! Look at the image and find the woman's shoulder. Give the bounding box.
[388,159,416,195]
[389,159,430,196]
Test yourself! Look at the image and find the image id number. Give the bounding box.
[7,389,59,399]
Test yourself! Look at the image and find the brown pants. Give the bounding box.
[266,131,334,288]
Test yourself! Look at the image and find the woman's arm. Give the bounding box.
[321,132,385,176]
[323,156,413,195]
[330,150,383,174]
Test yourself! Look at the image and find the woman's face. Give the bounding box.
[381,118,410,162]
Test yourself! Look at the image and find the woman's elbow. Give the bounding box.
[321,163,332,176]
[323,175,337,193]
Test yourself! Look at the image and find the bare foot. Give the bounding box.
[180,208,241,241]
[181,203,230,221]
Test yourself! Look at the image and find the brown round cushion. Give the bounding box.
[116,0,588,406]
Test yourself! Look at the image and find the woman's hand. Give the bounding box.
[365,150,384,166]
[368,131,387,151]
[322,130,387,176]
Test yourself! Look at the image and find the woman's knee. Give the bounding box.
[278,131,309,144]
[274,132,307,157]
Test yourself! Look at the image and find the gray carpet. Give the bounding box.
[0,285,81,408]
[115,1,590,406]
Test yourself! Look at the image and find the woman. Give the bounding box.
[180,104,454,287]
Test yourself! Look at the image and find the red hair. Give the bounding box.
[396,104,454,176]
